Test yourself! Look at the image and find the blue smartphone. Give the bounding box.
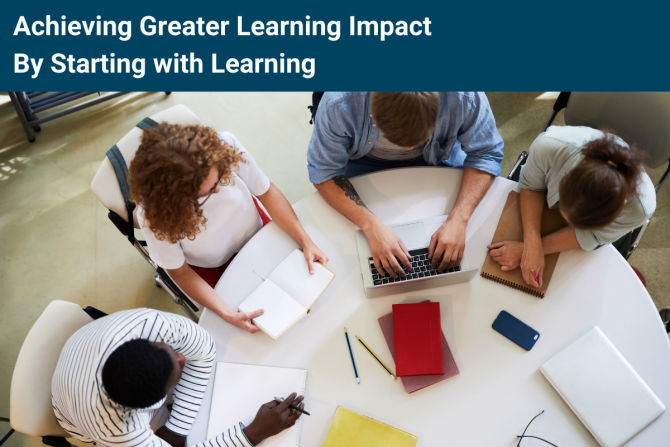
[492,311,540,351]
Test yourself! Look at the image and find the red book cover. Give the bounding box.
[378,301,459,393]
[392,302,444,376]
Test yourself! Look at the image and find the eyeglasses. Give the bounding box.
[194,170,224,207]
[517,411,558,446]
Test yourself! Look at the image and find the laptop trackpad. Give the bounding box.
[390,222,428,250]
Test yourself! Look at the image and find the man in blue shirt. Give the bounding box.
[307,92,504,278]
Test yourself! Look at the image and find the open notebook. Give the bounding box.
[206,362,307,447]
[239,249,335,340]
[481,190,566,298]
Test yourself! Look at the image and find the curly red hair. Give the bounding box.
[129,123,245,244]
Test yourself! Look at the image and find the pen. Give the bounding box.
[274,397,310,416]
[531,270,539,286]
[355,335,396,380]
[344,328,360,384]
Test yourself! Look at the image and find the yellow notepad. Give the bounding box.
[322,407,418,447]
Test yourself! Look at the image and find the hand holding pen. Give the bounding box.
[244,393,305,445]
[274,396,310,415]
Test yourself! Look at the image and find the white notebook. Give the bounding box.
[540,326,665,447]
[206,362,307,447]
[239,249,335,340]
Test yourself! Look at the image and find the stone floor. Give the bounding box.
[0,92,667,447]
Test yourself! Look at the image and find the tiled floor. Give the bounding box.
[0,92,667,447]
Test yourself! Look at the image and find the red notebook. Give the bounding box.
[378,302,459,393]
[392,302,444,376]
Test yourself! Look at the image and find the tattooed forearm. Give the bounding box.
[332,175,367,208]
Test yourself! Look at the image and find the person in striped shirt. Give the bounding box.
[52,308,304,447]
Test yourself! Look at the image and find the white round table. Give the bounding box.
[187,167,670,446]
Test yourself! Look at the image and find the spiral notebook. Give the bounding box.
[481,190,566,298]
[206,362,307,447]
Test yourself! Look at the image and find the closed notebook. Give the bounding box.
[321,406,418,447]
[540,327,665,447]
[239,249,335,340]
[392,302,444,376]
[378,301,459,393]
[206,362,307,447]
[481,190,566,298]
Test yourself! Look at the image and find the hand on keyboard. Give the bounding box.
[428,217,466,272]
[365,221,413,278]
[369,248,461,285]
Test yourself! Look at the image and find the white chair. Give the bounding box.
[6,301,104,447]
[507,92,670,258]
[90,104,202,322]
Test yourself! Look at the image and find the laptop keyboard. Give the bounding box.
[369,248,461,286]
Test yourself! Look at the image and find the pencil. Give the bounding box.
[531,270,539,285]
[273,397,310,415]
[344,328,360,384]
[355,335,396,380]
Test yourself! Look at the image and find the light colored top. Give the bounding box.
[52,308,253,447]
[366,131,424,161]
[138,132,271,270]
[306,92,504,184]
[519,126,656,251]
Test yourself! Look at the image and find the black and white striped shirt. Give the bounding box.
[52,309,253,447]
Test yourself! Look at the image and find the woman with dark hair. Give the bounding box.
[488,126,655,288]
[129,123,328,333]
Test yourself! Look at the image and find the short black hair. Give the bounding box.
[102,339,174,409]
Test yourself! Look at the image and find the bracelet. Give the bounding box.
[238,422,255,447]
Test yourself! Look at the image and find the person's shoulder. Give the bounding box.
[631,171,656,217]
[110,308,162,321]
[527,127,587,168]
[320,92,369,111]
[217,131,248,153]
[542,125,604,145]
[438,91,471,105]
[217,130,238,145]
[438,92,489,116]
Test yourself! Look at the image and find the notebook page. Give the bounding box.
[238,280,307,340]
[267,249,334,309]
[206,362,307,447]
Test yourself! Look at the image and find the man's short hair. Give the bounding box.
[371,92,440,147]
[102,339,174,409]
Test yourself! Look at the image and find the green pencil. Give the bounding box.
[355,335,396,380]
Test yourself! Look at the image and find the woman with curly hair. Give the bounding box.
[487,126,655,288]
[129,123,328,333]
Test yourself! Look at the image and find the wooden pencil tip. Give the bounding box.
[344,327,347,332]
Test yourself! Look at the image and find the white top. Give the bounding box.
[518,126,656,251]
[187,167,670,447]
[138,132,271,270]
[52,308,253,447]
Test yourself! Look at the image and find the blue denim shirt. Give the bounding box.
[307,92,505,184]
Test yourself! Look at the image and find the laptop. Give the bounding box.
[540,326,665,447]
[355,214,479,298]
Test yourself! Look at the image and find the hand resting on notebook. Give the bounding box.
[242,393,305,445]
[487,240,544,287]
